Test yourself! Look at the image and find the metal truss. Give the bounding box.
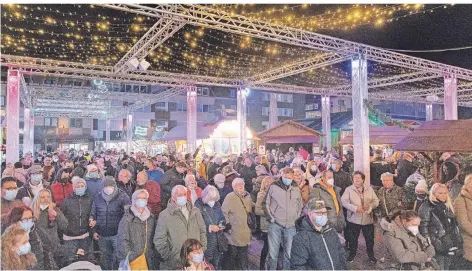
[114,15,185,73]
[19,75,33,109]
[250,83,352,96]
[248,53,348,84]
[368,72,442,89]
[100,4,472,82]
[377,83,472,97]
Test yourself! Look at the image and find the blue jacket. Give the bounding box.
[147,170,164,184]
[91,189,131,237]
[195,198,226,260]
[85,177,103,198]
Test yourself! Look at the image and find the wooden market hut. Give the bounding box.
[338,126,412,146]
[257,120,322,153]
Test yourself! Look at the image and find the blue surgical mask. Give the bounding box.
[207,201,215,208]
[75,187,86,196]
[19,219,34,233]
[192,252,204,264]
[282,177,292,186]
[331,164,337,171]
[30,175,42,186]
[87,172,99,179]
[3,189,18,201]
[103,187,114,195]
[176,196,187,207]
[313,215,328,227]
[16,242,31,256]
[135,199,148,208]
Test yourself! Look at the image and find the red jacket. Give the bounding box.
[136,181,161,217]
[187,187,202,202]
[51,182,74,206]
[299,149,309,160]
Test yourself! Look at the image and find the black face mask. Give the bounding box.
[23,165,31,169]
[144,166,149,171]
[416,194,427,200]
[122,164,128,169]
[60,177,71,184]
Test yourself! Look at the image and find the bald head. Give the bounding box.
[136,171,148,186]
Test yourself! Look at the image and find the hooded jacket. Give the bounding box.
[453,188,472,261]
[50,176,73,207]
[60,190,93,237]
[117,206,158,270]
[380,217,435,265]
[290,216,347,270]
[91,188,131,237]
[84,176,103,198]
[153,201,207,270]
[262,177,302,228]
[310,183,345,233]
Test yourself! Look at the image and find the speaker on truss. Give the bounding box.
[139,60,151,71]
[127,58,140,70]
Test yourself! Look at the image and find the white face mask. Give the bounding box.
[207,200,215,208]
[216,183,224,189]
[407,225,419,236]
[40,204,49,211]
[326,178,334,186]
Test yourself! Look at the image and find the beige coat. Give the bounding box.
[341,184,379,225]
[222,191,253,246]
[453,188,472,261]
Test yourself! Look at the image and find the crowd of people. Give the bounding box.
[1,145,471,270]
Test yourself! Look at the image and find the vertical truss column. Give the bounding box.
[126,113,133,154]
[106,118,111,150]
[23,108,34,156]
[426,103,433,121]
[269,93,278,128]
[186,86,197,154]
[321,95,331,151]
[444,74,458,120]
[351,54,371,184]
[237,87,248,154]
[6,70,20,163]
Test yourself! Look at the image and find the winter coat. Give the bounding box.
[251,175,270,203]
[16,181,51,203]
[72,166,86,178]
[60,191,93,237]
[147,169,164,184]
[117,206,159,270]
[1,198,24,217]
[50,182,74,207]
[341,184,379,225]
[153,202,207,270]
[333,170,351,196]
[160,167,185,210]
[262,178,303,228]
[221,191,253,246]
[418,200,463,255]
[238,166,257,193]
[36,206,69,255]
[255,191,269,232]
[381,217,435,265]
[195,198,226,261]
[91,189,131,237]
[309,183,346,233]
[198,163,208,181]
[187,187,203,204]
[453,188,472,261]
[299,182,310,205]
[116,180,136,199]
[376,184,408,218]
[30,226,45,270]
[396,159,418,187]
[290,216,347,270]
[224,174,238,190]
[217,186,231,205]
[84,177,103,197]
[206,163,220,182]
[370,160,394,187]
[136,181,161,216]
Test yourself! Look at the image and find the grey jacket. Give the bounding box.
[341,184,379,225]
[262,178,302,228]
[222,191,253,246]
[153,201,207,270]
[309,183,346,233]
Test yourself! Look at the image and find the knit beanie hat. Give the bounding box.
[415,179,428,193]
[86,164,98,172]
[103,176,116,187]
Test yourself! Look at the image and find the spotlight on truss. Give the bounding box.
[138,59,151,71]
[127,58,140,70]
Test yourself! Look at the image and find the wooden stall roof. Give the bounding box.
[395,120,472,152]
[257,120,322,143]
[339,125,412,145]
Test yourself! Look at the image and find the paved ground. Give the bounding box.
[247,224,396,270]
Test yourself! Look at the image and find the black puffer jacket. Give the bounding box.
[333,170,351,196]
[194,198,226,262]
[290,216,347,270]
[418,200,463,254]
[160,167,185,210]
[60,191,93,237]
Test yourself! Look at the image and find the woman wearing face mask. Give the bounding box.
[50,167,74,207]
[381,210,435,270]
[16,164,46,206]
[290,199,347,270]
[194,185,226,269]
[252,165,271,203]
[418,183,464,270]
[84,164,103,197]
[212,174,231,205]
[117,189,158,270]
[255,176,273,270]
[1,225,37,270]
[306,161,322,188]
[60,177,93,257]
[293,168,310,205]
[3,205,45,269]
[180,238,214,270]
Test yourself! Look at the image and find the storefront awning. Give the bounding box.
[265,136,320,144]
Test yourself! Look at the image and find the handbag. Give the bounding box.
[238,193,257,230]
[129,220,148,271]
[204,208,229,252]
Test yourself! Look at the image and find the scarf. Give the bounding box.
[30,182,44,196]
[131,205,151,222]
[101,187,118,203]
[320,182,340,214]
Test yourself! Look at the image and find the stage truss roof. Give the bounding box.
[1,4,472,118]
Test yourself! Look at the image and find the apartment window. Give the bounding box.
[134,105,151,112]
[110,119,122,130]
[338,99,345,106]
[176,103,187,112]
[44,117,58,127]
[263,93,270,101]
[314,103,319,110]
[155,102,167,111]
[197,87,210,96]
[278,108,293,117]
[263,93,293,103]
[230,104,236,110]
[156,120,168,127]
[305,104,314,111]
[262,107,269,116]
[230,89,236,98]
[134,119,149,127]
[98,120,106,130]
[69,118,83,128]
[197,104,210,112]
[305,111,318,119]
[1,96,5,106]
[262,121,269,130]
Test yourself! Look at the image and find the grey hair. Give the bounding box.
[132,189,149,202]
[214,173,225,184]
[215,157,223,164]
[232,178,245,189]
[184,174,196,186]
[201,185,221,204]
[255,165,268,175]
[119,168,132,177]
[171,185,187,197]
[380,172,395,181]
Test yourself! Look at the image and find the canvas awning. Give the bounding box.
[162,123,214,141]
[339,126,411,145]
[395,120,472,152]
[265,136,320,144]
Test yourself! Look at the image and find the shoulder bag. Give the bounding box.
[238,194,257,230]
[129,220,149,270]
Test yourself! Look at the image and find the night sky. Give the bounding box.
[319,4,472,69]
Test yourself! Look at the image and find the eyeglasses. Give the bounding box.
[20,217,36,223]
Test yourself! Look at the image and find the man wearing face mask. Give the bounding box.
[16,165,46,206]
[309,170,346,233]
[262,167,303,270]
[89,176,131,270]
[331,159,351,196]
[1,177,23,217]
[376,172,407,219]
[84,164,103,197]
[381,210,435,269]
[154,185,207,270]
[50,167,74,207]
[306,160,322,188]
[136,171,161,216]
[213,173,231,205]
[290,200,347,270]
[161,161,188,210]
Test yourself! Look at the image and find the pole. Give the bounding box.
[186,86,197,154]
[321,95,331,151]
[6,70,20,163]
[126,113,133,154]
[269,93,278,128]
[237,87,248,154]
[444,74,458,120]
